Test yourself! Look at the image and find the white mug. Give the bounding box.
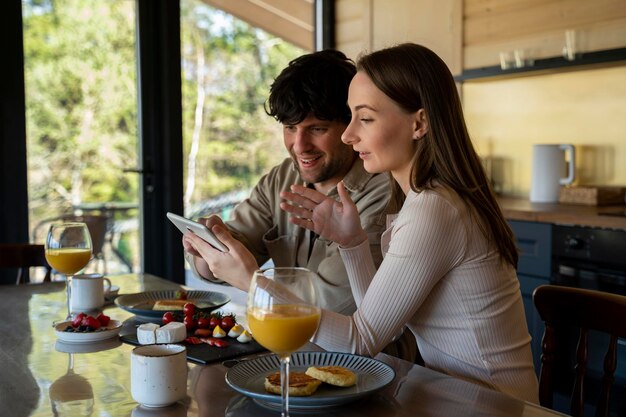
[69,273,112,313]
[131,344,188,408]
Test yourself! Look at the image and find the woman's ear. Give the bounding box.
[413,108,429,139]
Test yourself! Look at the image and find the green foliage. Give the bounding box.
[23,0,138,226]
[180,1,303,204]
[23,0,304,232]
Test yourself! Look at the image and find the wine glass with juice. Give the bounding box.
[247,267,320,417]
[45,222,93,317]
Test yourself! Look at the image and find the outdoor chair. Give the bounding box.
[0,243,51,284]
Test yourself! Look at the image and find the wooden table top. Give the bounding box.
[0,273,568,417]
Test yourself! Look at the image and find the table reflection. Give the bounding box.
[50,353,94,417]
[131,403,187,417]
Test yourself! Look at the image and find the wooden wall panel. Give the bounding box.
[335,0,372,59]
[465,0,626,45]
[335,0,462,75]
[335,0,372,58]
[371,0,462,74]
[463,0,626,69]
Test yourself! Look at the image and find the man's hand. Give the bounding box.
[183,224,258,291]
[181,215,225,257]
[279,181,368,248]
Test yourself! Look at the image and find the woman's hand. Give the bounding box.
[280,181,368,248]
[183,224,258,291]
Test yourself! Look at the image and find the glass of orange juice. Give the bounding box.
[247,267,320,417]
[45,222,93,317]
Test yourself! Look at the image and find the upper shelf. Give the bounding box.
[455,47,626,82]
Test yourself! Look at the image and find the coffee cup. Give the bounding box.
[69,273,112,313]
[131,344,187,408]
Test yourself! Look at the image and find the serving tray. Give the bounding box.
[119,320,265,365]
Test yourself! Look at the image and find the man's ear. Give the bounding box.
[413,108,429,139]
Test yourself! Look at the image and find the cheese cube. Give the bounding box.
[156,322,187,344]
[137,323,159,345]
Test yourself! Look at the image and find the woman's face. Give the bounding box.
[342,71,419,192]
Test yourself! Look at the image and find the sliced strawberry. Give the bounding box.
[96,313,110,326]
[184,336,203,345]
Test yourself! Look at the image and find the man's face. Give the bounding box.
[283,115,356,194]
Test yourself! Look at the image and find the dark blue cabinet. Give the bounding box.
[509,220,552,375]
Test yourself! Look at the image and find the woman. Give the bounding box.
[278,43,539,403]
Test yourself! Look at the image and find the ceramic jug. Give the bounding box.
[530,144,576,203]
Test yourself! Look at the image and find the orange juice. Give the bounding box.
[247,304,320,355]
[45,248,92,274]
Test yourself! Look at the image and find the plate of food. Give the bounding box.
[54,319,123,343]
[225,351,395,410]
[114,290,230,319]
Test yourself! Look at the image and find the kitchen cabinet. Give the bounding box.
[509,220,552,375]
[463,0,626,71]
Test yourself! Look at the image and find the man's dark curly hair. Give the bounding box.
[265,49,356,125]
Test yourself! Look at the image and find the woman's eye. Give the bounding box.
[360,118,373,123]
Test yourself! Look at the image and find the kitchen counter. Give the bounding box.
[498,197,626,230]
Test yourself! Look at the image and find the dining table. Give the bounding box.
[0,273,568,417]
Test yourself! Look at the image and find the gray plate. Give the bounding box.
[225,351,395,410]
[114,290,230,319]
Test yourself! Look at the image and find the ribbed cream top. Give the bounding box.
[312,186,539,403]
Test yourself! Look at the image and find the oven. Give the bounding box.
[552,225,626,295]
[550,225,626,411]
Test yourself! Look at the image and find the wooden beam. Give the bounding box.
[202,0,314,51]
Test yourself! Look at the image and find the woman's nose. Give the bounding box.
[341,123,358,145]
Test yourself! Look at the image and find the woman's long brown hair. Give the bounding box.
[357,43,518,267]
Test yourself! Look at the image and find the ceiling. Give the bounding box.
[201,0,314,51]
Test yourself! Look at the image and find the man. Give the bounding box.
[183,50,389,314]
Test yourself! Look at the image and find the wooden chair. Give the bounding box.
[0,244,52,284]
[533,284,626,417]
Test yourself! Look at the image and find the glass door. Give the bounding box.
[179,0,306,283]
[22,0,141,277]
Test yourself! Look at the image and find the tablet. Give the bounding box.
[166,212,228,252]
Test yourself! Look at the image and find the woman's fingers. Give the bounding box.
[281,188,318,210]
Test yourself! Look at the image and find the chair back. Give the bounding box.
[60,214,107,259]
[0,244,51,284]
[533,284,626,417]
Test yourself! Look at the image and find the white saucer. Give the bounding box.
[105,285,120,297]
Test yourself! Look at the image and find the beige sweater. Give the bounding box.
[312,186,539,404]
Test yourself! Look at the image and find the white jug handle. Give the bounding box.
[559,144,576,185]
[103,277,112,293]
